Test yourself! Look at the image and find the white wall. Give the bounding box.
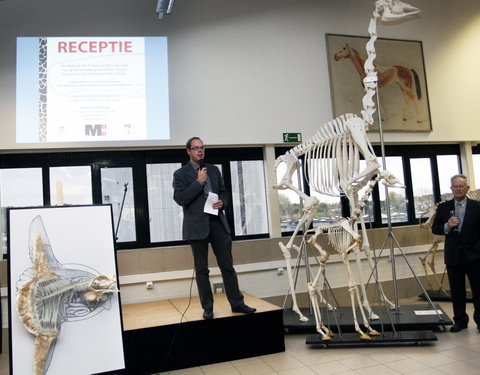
[1,0,480,151]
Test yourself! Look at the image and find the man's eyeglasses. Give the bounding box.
[190,146,205,151]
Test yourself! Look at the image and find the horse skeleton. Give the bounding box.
[273,0,418,340]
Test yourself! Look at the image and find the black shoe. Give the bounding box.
[450,323,467,332]
[203,309,214,320]
[231,304,256,314]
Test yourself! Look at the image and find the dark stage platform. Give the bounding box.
[119,293,285,374]
[419,289,473,302]
[283,304,452,333]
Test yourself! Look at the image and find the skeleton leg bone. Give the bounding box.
[278,186,319,322]
[343,253,380,340]
[427,240,447,293]
[308,281,334,340]
[332,214,384,320]
[279,242,308,321]
[306,236,336,311]
[305,238,336,339]
[419,249,435,291]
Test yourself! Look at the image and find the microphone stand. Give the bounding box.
[115,182,129,241]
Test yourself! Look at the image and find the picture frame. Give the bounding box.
[7,205,125,375]
[326,34,432,132]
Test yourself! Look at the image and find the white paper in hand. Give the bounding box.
[204,192,219,215]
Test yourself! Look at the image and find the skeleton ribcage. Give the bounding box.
[289,114,361,197]
[33,275,71,334]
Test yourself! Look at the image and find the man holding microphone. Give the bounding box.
[172,137,255,320]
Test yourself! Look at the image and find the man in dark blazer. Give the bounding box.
[172,137,256,319]
[432,174,480,332]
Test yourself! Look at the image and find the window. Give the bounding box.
[473,154,480,196]
[437,155,460,200]
[49,166,92,205]
[275,160,304,233]
[310,191,342,227]
[0,168,43,257]
[355,160,376,225]
[101,167,136,242]
[379,157,407,224]
[230,160,268,235]
[474,154,480,184]
[146,163,183,242]
[1,168,43,206]
[409,158,434,219]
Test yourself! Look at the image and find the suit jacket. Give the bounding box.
[172,162,230,240]
[431,198,480,266]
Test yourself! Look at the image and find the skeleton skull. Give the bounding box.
[84,275,118,303]
[379,0,420,21]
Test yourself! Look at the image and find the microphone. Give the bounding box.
[199,159,206,169]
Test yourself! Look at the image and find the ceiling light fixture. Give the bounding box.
[156,0,175,19]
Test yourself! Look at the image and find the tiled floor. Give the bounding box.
[2,297,480,375]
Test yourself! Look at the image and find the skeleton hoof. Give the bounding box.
[326,328,336,337]
[369,312,380,320]
[299,315,309,322]
[321,334,332,341]
[360,333,372,340]
[368,329,380,336]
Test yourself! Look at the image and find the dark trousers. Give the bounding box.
[446,258,480,326]
[189,216,244,311]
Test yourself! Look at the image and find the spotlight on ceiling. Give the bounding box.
[156,0,175,19]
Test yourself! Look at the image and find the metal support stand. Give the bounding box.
[114,182,129,242]
[373,77,443,321]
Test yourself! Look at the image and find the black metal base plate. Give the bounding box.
[306,330,437,347]
[418,289,473,302]
[284,304,452,333]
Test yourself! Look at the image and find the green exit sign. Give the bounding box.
[283,133,302,143]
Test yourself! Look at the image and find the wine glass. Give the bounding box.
[450,210,459,232]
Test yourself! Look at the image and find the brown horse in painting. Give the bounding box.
[334,43,424,123]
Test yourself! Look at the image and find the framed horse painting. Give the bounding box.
[326,34,432,132]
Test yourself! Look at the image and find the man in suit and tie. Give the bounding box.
[172,137,256,319]
[432,174,480,332]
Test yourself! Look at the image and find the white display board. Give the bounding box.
[8,205,125,375]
